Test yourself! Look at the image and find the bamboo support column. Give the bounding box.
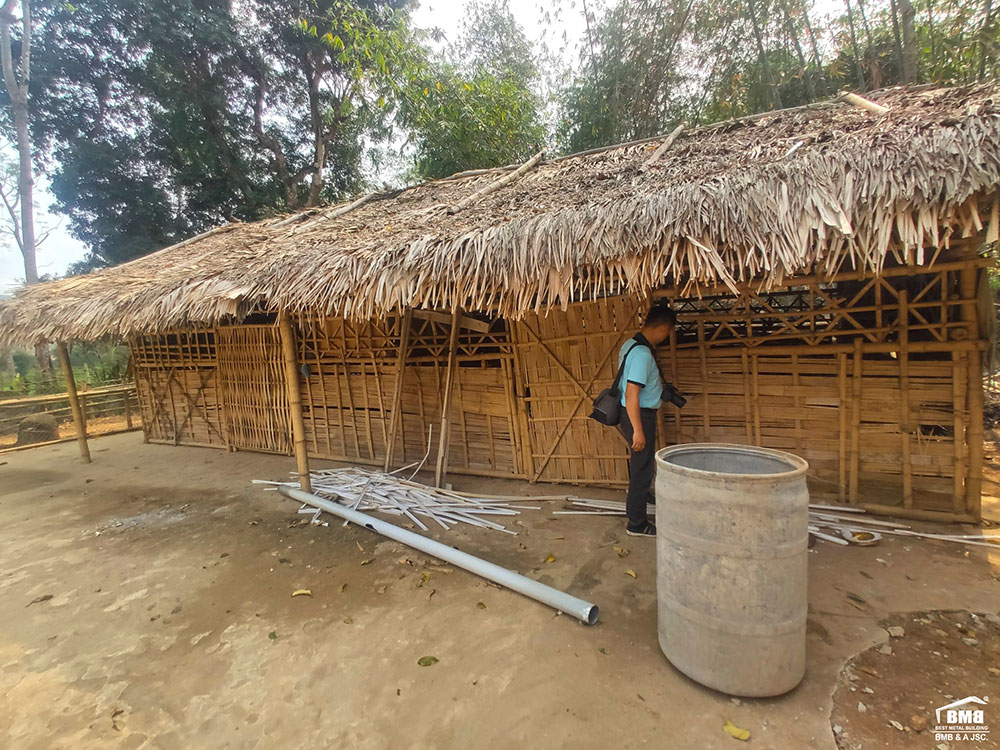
[435,305,462,487]
[849,338,863,504]
[960,265,984,518]
[898,290,913,508]
[57,341,91,463]
[383,308,412,471]
[278,311,312,493]
[838,353,847,502]
[952,352,968,514]
[124,388,133,429]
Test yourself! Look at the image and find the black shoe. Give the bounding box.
[626,521,656,537]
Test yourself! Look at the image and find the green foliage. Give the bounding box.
[0,341,129,396]
[398,0,546,180]
[554,0,999,152]
[26,0,414,271]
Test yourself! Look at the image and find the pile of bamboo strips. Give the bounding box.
[255,467,550,535]
[554,498,1000,550]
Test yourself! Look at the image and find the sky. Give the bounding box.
[0,0,583,295]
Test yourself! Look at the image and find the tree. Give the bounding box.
[399,0,545,179]
[0,0,34,283]
[28,0,419,270]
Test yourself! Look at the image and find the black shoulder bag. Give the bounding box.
[589,340,643,426]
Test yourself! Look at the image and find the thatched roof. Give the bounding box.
[3,83,1000,344]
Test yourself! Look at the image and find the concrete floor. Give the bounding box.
[1,433,998,749]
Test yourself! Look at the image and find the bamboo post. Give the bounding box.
[899,290,913,508]
[508,322,537,480]
[952,351,968,514]
[741,349,753,444]
[383,308,412,470]
[56,341,91,463]
[751,353,761,445]
[849,338,863,504]
[278,311,312,493]
[960,265,984,518]
[838,353,848,503]
[123,387,133,429]
[697,320,710,440]
[435,304,462,487]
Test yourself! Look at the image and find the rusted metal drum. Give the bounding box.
[655,443,809,697]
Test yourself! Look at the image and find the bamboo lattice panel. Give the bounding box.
[665,349,965,513]
[512,296,643,485]
[131,331,226,447]
[660,261,981,516]
[295,314,399,464]
[294,312,520,476]
[217,325,290,454]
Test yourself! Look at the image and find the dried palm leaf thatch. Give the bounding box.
[3,83,1000,345]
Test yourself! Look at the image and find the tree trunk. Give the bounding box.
[856,0,875,48]
[980,0,994,80]
[899,0,917,83]
[780,0,816,100]
[844,0,867,90]
[747,0,783,109]
[799,0,824,68]
[888,0,906,82]
[0,0,35,284]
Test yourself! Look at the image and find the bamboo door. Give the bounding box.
[511,296,643,485]
[216,325,291,454]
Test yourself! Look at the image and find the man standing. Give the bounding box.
[617,304,677,537]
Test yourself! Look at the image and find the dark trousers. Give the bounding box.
[616,408,657,528]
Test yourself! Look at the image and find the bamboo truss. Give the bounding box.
[127,251,991,522]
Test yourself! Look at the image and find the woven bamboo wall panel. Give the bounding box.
[217,325,290,454]
[295,315,400,464]
[664,349,962,512]
[512,295,643,485]
[295,313,519,475]
[131,331,225,448]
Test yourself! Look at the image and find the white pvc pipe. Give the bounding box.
[279,486,599,625]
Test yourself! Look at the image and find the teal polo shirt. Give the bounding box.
[618,338,663,408]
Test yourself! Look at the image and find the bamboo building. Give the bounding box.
[2,84,997,522]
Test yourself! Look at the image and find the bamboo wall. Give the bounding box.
[129,254,989,522]
[132,330,227,447]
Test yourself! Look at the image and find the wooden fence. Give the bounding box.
[0,382,141,450]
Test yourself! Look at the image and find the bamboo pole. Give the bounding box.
[435,304,463,487]
[56,341,91,463]
[741,349,753,444]
[508,322,537,480]
[697,320,711,440]
[838,90,890,115]
[838,353,848,502]
[849,338,863,504]
[960,266,984,518]
[751,353,761,445]
[952,351,968,514]
[384,308,413,471]
[899,290,913,508]
[278,311,312,493]
[669,326,681,444]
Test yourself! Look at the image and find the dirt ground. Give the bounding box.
[1,434,999,749]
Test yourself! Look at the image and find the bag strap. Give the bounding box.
[611,340,644,397]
